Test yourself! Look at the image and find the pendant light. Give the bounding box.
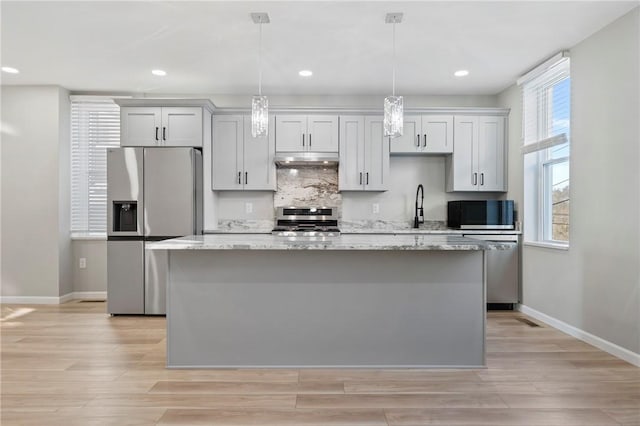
[384,13,403,138]
[251,12,270,137]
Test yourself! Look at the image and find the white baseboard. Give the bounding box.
[72,291,107,301]
[518,304,640,367]
[0,291,106,305]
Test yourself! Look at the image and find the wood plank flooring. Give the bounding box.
[1,302,638,425]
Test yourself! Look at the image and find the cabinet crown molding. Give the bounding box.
[213,106,509,116]
[115,98,215,113]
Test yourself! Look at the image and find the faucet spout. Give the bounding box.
[414,184,424,229]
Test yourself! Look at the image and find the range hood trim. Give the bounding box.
[274,152,340,166]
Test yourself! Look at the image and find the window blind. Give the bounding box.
[70,97,120,235]
[520,52,570,153]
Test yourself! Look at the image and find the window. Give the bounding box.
[520,53,570,246]
[70,97,120,236]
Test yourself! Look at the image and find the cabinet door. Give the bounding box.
[120,107,161,146]
[450,116,479,191]
[308,115,339,152]
[275,115,306,152]
[161,107,203,147]
[364,116,389,191]
[478,116,506,192]
[243,116,276,191]
[389,115,421,154]
[422,115,454,153]
[212,115,243,190]
[339,116,365,191]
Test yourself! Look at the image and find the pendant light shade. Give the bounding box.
[384,13,403,138]
[251,95,269,137]
[250,13,270,138]
[384,95,403,138]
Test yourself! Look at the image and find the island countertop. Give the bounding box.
[147,233,513,251]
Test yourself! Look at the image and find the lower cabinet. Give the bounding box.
[212,115,275,191]
[339,116,389,191]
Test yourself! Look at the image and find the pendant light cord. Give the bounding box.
[392,21,396,97]
[258,19,263,96]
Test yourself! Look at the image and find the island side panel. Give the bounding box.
[167,249,485,368]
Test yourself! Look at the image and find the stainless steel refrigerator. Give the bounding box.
[107,147,202,315]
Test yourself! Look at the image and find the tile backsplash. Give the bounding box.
[274,165,341,208]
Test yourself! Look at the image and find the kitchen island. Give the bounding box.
[148,234,507,368]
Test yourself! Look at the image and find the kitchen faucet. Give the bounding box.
[414,184,424,229]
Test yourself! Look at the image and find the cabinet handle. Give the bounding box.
[237,171,241,184]
[473,173,478,185]
[245,172,248,185]
[359,172,363,185]
[423,134,427,147]
[155,127,159,141]
[416,134,420,147]
[302,134,305,147]
[162,127,167,141]
[480,173,484,186]
[366,172,369,185]
[309,134,312,147]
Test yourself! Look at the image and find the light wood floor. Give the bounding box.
[1,302,638,426]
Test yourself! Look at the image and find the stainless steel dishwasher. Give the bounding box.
[464,234,519,307]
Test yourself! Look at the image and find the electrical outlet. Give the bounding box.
[245,202,253,214]
[79,258,87,269]
[372,203,380,214]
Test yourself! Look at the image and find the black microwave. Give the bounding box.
[447,200,515,230]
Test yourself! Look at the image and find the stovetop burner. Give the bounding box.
[272,207,340,236]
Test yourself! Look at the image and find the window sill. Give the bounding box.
[71,233,107,241]
[524,241,569,251]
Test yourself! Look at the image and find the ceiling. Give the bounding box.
[1,1,637,96]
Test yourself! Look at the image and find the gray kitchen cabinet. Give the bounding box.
[275,114,338,152]
[339,116,389,191]
[446,115,506,192]
[212,115,275,191]
[390,114,453,154]
[117,99,214,147]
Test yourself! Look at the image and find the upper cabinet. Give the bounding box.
[275,115,339,152]
[339,116,389,191]
[390,114,453,154]
[212,115,275,191]
[446,115,506,192]
[117,99,214,147]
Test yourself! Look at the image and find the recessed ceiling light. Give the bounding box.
[454,70,469,77]
[298,70,313,77]
[2,66,20,74]
[151,69,167,76]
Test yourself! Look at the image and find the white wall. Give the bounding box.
[499,8,640,355]
[72,240,106,293]
[1,85,72,299]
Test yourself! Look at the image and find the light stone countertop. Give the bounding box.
[147,233,515,251]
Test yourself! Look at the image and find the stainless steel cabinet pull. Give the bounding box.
[155,127,159,141]
[309,134,311,146]
[423,134,427,147]
[416,134,420,147]
[302,134,305,147]
[359,172,363,185]
[162,127,167,141]
[237,171,241,184]
[480,173,484,185]
[245,172,248,185]
[366,172,369,185]
[473,173,478,185]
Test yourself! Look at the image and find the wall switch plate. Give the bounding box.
[79,258,87,269]
[245,202,253,214]
[372,203,380,214]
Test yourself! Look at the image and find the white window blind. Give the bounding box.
[70,97,120,235]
